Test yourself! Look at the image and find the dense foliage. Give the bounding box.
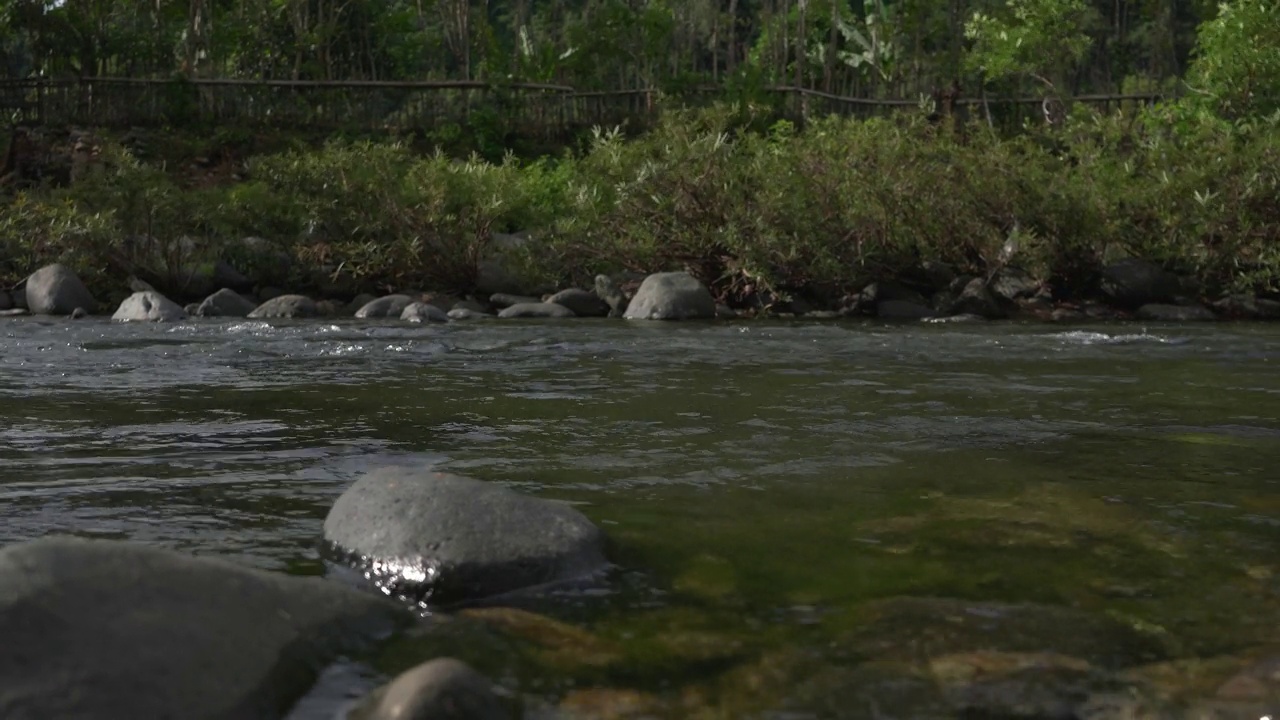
[2,0,1278,306]
[3,100,1278,304]
[0,0,1214,100]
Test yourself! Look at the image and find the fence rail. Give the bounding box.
[0,77,1165,134]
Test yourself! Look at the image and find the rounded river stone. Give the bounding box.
[324,468,607,604]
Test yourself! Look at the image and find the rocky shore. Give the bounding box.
[3,248,1280,325]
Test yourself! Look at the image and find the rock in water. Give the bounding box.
[0,537,405,720]
[25,264,97,316]
[197,288,258,318]
[356,294,416,319]
[111,290,187,322]
[400,302,450,323]
[247,294,317,319]
[350,658,506,720]
[623,272,716,321]
[324,468,608,604]
[546,288,610,318]
[496,302,576,319]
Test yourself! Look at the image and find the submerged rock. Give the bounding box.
[25,264,97,316]
[547,288,610,318]
[838,597,1170,670]
[497,302,576,319]
[111,290,187,322]
[357,294,417,319]
[248,294,317,319]
[488,293,541,309]
[324,467,608,604]
[447,308,492,321]
[0,536,404,720]
[350,658,506,720]
[623,272,716,321]
[401,302,450,324]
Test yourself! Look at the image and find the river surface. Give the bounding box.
[2,317,1279,717]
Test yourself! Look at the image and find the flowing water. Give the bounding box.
[2,316,1279,717]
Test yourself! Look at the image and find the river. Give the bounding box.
[2,316,1278,717]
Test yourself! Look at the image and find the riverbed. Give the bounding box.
[2,317,1278,717]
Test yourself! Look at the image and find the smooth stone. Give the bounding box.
[248,294,317,319]
[924,313,986,323]
[25,264,97,316]
[593,275,629,318]
[862,281,929,307]
[497,302,575,319]
[451,299,490,314]
[197,288,257,318]
[989,267,1041,302]
[314,300,343,316]
[488,293,541,309]
[0,308,28,317]
[69,307,88,319]
[1136,303,1217,321]
[324,467,607,603]
[112,290,187,322]
[1212,295,1280,320]
[1101,258,1181,309]
[0,537,405,720]
[546,288,610,317]
[350,658,505,720]
[447,308,492,320]
[356,294,416,319]
[623,272,716,321]
[400,302,450,323]
[945,277,1006,319]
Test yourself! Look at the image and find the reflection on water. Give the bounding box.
[2,316,1279,713]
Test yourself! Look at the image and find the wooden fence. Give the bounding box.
[0,77,1164,134]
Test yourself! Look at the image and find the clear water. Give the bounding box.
[2,316,1278,717]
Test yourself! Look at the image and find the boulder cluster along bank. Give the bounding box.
[4,256,1280,324]
[0,468,608,719]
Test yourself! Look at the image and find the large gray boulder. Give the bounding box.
[497,302,575,319]
[356,294,416,319]
[324,468,608,604]
[25,264,97,316]
[196,288,258,318]
[350,658,506,720]
[248,294,317,319]
[546,288,610,318]
[111,290,187,322]
[1101,258,1181,309]
[400,302,450,324]
[0,537,405,720]
[623,272,716,321]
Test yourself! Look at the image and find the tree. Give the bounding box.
[1187,0,1280,120]
[963,0,1095,97]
